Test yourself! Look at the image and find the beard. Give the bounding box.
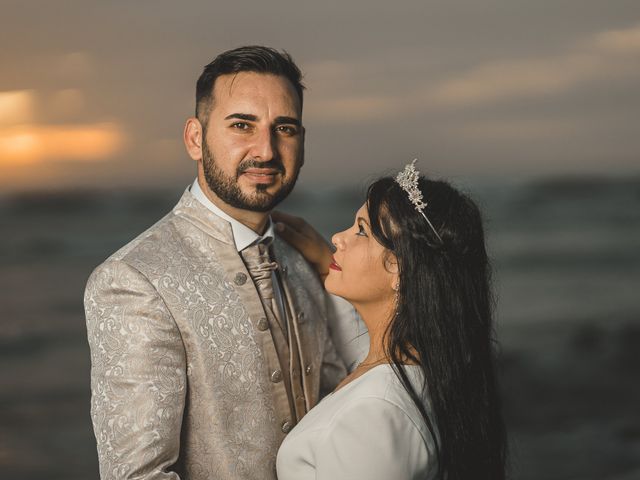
[201,138,301,212]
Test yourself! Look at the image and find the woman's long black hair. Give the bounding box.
[366,176,506,480]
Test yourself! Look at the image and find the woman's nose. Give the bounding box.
[331,231,345,250]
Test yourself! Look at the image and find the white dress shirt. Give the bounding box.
[190,179,286,319]
[190,178,276,251]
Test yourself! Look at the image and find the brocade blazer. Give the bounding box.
[84,188,355,480]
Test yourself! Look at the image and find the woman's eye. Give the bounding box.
[356,224,367,237]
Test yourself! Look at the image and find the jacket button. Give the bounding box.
[256,317,269,331]
[281,420,293,433]
[234,273,247,286]
[305,364,312,376]
[271,369,283,383]
[297,311,305,322]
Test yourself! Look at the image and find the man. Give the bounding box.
[84,46,367,480]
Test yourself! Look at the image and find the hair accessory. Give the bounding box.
[395,159,443,243]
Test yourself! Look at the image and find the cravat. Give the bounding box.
[240,240,307,421]
[240,241,286,335]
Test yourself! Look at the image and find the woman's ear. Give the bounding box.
[384,253,400,291]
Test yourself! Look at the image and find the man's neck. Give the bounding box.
[197,176,270,234]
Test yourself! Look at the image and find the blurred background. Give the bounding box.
[1,1,639,478]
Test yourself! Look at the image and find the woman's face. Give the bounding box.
[325,203,398,307]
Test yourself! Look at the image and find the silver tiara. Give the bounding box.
[395,159,443,243]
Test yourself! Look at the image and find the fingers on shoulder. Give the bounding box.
[272,210,308,230]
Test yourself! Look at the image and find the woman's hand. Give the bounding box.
[272,211,334,282]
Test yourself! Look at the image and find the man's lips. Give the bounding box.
[329,257,342,271]
[241,168,281,184]
[242,168,280,175]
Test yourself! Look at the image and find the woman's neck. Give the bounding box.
[356,301,421,368]
[353,300,394,365]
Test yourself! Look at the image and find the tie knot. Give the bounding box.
[241,241,278,298]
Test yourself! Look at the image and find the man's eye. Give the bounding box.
[356,224,367,237]
[276,125,297,135]
[231,122,250,130]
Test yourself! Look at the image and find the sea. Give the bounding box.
[1,175,639,479]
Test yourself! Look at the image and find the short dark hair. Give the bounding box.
[195,45,305,123]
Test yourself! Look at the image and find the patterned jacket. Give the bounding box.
[84,188,362,479]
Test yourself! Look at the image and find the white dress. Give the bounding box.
[276,364,438,480]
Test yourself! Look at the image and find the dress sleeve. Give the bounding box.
[314,396,432,480]
[84,260,187,480]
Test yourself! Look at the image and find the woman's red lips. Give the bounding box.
[329,257,342,271]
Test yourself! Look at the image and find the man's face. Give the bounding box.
[201,72,304,212]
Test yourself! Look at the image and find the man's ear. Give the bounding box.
[300,126,306,167]
[184,117,203,161]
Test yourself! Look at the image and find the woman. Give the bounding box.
[274,161,507,480]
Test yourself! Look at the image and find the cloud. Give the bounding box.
[0,90,35,125]
[54,52,93,79]
[0,86,124,165]
[427,54,600,107]
[456,117,583,141]
[0,123,126,165]
[592,24,640,53]
[45,88,87,121]
[1,87,89,126]
[305,23,640,124]
[428,23,640,107]
[306,95,399,122]
[304,60,356,87]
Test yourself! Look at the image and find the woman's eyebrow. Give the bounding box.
[356,216,370,227]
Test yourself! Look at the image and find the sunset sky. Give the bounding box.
[1,0,639,192]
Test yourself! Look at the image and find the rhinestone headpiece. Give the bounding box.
[395,159,443,243]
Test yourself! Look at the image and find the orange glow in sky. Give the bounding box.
[0,123,126,165]
[0,89,126,168]
[0,90,34,125]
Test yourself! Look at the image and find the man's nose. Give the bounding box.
[250,127,276,161]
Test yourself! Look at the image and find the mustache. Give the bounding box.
[238,159,285,174]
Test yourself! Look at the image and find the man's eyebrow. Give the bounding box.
[224,113,257,121]
[274,116,302,127]
[223,113,301,127]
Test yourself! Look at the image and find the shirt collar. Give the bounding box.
[190,178,274,252]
